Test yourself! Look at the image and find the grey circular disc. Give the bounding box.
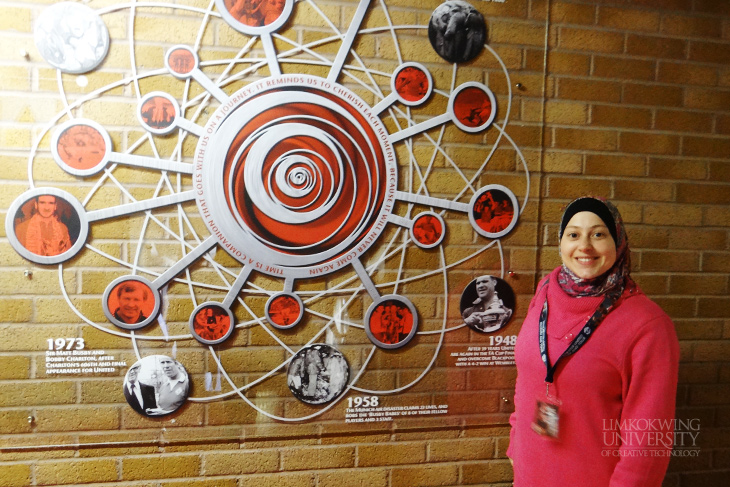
[34,2,110,74]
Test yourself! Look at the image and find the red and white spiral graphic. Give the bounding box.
[196,76,397,276]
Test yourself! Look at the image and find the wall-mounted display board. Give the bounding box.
[4,0,538,439]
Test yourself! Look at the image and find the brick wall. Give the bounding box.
[0,0,728,486]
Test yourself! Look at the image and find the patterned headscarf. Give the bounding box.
[557,197,633,297]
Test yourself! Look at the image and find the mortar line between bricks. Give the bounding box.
[0,422,511,452]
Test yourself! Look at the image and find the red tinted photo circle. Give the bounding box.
[411,212,444,248]
[453,86,493,129]
[191,303,234,344]
[368,300,414,346]
[56,124,107,171]
[168,47,196,75]
[140,95,176,131]
[107,280,157,326]
[394,66,430,103]
[267,293,303,329]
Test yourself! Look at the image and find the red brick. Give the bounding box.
[620,132,680,155]
[550,2,595,25]
[670,274,728,295]
[559,27,624,53]
[624,83,684,107]
[544,100,589,125]
[674,320,724,340]
[591,104,652,129]
[391,464,459,487]
[684,88,730,110]
[626,34,686,59]
[677,183,730,205]
[690,41,730,64]
[651,297,696,317]
[708,161,730,183]
[546,176,612,199]
[543,151,583,173]
[595,56,656,81]
[693,0,730,15]
[640,251,700,272]
[702,252,730,273]
[240,473,317,487]
[585,154,646,177]
[655,109,713,133]
[489,20,547,47]
[614,179,674,201]
[717,115,730,135]
[631,0,692,11]
[664,15,722,38]
[554,127,618,151]
[647,157,707,180]
[668,228,727,250]
[477,0,529,19]
[658,61,719,86]
[598,6,660,32]
[204,450,279,475]
[703,206,730,226]
[631,274,668,294]
[462,460,514,484]
[468,368,517,389]
[698,297,730,318]
[644,204,703,226]
[429,437,495,462]
[122,455,201,480]
[689,385,730,408]
[682,136,730,158]
[558,78,622,103]
[357,442,425,466]
[547,52,591,75]
[524,47,548,72]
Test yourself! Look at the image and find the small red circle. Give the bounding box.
[192,305,232,341]
[268,295,301,328]
[453,87,493,128]
[395,66,429,103]
[140,96,176,130]
[412,214,442,246]
[57,124,107,170]
[368,300,414,345]
[168,48,196,75]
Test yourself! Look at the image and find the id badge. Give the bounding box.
[531,399,560,439]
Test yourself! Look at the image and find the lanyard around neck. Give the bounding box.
[538,284,623,384]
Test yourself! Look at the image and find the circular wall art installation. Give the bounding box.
[16,0,530,420]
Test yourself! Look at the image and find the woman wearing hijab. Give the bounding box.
[507,196,679,486]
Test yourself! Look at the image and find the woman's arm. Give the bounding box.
[609,312,679,487]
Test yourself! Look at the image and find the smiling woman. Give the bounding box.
[559,204,618,281]
[508,196,680,487]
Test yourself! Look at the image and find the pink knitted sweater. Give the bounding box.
[508,268,679,487]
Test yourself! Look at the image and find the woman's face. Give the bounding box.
[560,211,617,280]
